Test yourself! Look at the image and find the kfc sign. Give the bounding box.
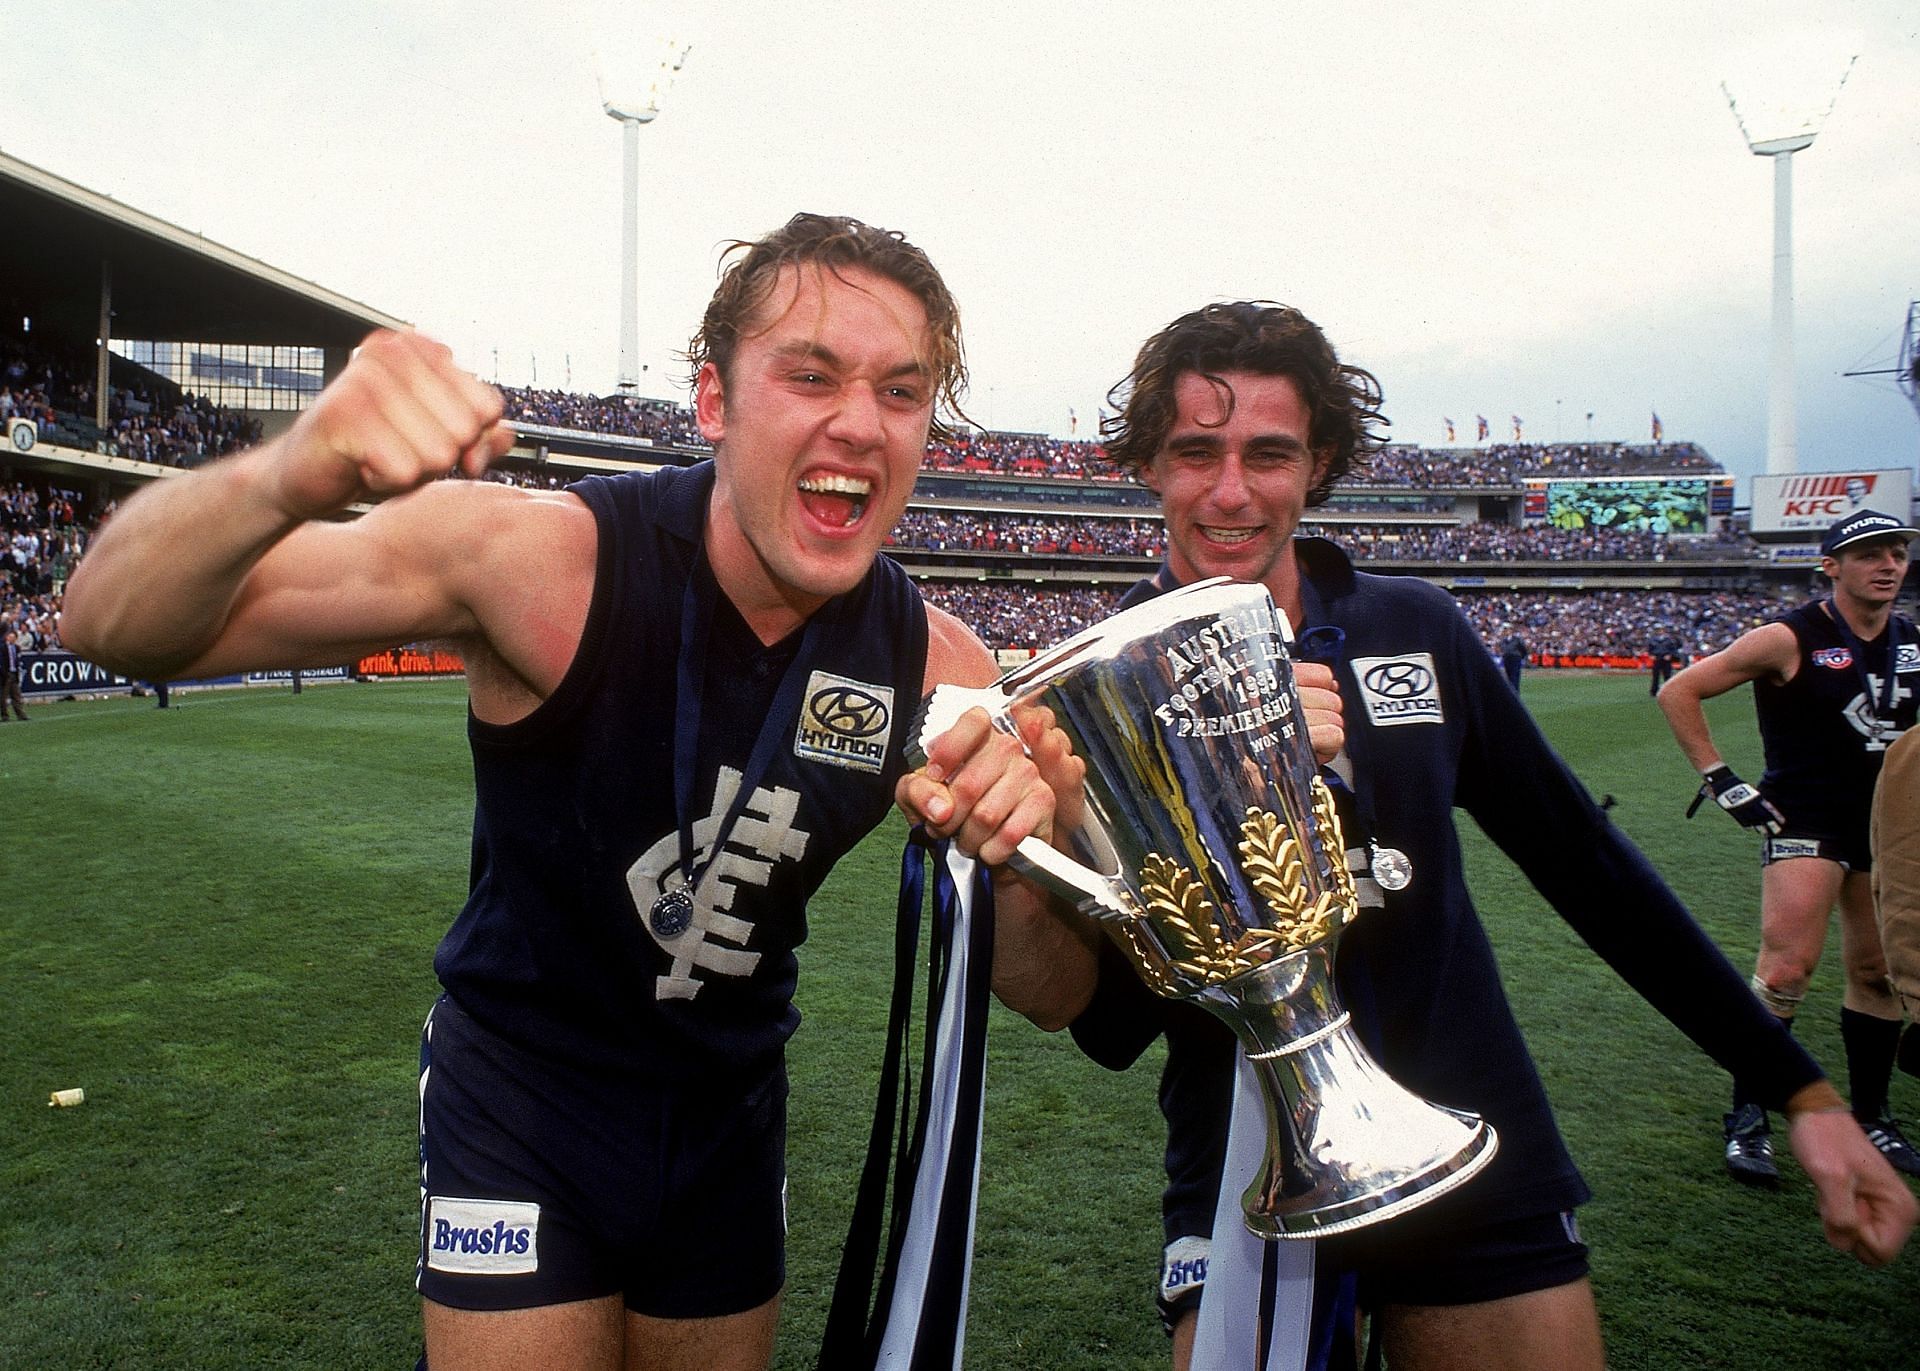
[1750,469,1913,534]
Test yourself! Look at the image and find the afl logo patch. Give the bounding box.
[796,671,894,774]
[1352,653,1444,727]
[1812,647,1852,669]
[1897,643,1920,673]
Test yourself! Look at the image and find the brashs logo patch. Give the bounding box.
[425,1196,539,1275]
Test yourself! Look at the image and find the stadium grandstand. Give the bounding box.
[3,147,1906,698]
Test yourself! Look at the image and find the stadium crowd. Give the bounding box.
[485,389,1725,490]
[922,431,1128,481]
[9,343,1735,493]
[0,457,1795,664]
[0,356,1814,670]
[498,387,709,448]
[1455,587,1792,661]
[914,580,1795,660]
[104,392,261,468]
[1317,521,1746,563]
[889,510,1165,557]
[1349,441,1721,487]
[1,476,98,651]
[886,510,1751,564]
[918,581,1123,651]
[471,466,569,492]
[2,338,262,468]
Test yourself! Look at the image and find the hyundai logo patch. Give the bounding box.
[1351,653,1445,727]
[795,671,894,773]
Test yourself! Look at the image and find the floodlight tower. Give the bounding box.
[1722,55,1854,475]
[603,39,691,397]
[1904,300,1920,424]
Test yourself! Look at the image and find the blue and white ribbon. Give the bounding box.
[819,834,992,1371]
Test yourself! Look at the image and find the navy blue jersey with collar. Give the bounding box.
[1756,600,1919,840]
[1073,539,1825,1233]
[433,462,928,1086]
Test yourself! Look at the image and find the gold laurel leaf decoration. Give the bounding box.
[1237,801,1360,954]
[1140,852,1225,968]
[1238,807,1307,927]
[1309,776,1360,929]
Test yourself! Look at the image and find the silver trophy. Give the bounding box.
[914,579,1496,1237]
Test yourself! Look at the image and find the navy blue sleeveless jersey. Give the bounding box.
[1756,600,1919,841]
[433,462,928,1085]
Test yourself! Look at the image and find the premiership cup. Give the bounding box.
[913,579,1496,1237]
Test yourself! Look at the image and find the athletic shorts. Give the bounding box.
[1763,829,1869,874]
[1326,1205,1590,1308]
[1157,1206,1588,1324]
[416,995,788,1317]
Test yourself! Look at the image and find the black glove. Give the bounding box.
[1685,764,1784,834]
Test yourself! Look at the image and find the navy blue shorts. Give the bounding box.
[1160,1206,1589,1320]
[416,995,788,1317]
[1325,1205,1590,1308]
[1763,829,1869,874]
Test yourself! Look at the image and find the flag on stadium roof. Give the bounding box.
[1651,411,1663,442]
[1444,417,1455,443]
[1476,415,1489,441]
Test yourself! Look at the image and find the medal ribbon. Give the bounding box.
[665,549,824,920]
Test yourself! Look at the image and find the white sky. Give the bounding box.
[5,1,1918,494]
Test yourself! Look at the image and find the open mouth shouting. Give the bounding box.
[797,471,874,531]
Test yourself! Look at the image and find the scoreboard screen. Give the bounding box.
[1530,478,1713,534]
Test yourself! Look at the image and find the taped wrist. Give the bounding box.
[1750,973,1805,1021]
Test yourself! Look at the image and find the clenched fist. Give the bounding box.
[271,330,517,521]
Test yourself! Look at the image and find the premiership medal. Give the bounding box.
[1369,842,1413,892]
[650,884,694,937]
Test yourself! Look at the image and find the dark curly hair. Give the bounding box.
[686,212,968,442]
[1100,301,1387,506]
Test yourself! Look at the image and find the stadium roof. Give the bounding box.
[0,148,406,349]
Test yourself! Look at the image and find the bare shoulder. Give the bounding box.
[922,601,998,691]
[357,480,592,597]
[1681,619,1800,693]
[374,478,592,558]
[391,482,599,714]
[1724,619,1802,683]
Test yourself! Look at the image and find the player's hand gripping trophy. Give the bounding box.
[914,579,1496,1237]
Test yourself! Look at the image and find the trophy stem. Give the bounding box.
[1210,946,1499,1239]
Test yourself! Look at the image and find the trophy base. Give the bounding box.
[1245,1109,1499,1239]
[1223,947,1504,1242]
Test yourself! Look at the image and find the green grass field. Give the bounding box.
[4,675,1916,1369]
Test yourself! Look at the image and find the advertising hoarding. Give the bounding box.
[1750,469,1913,534]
